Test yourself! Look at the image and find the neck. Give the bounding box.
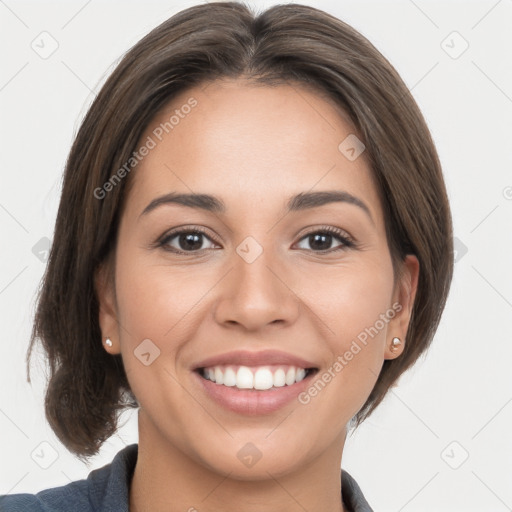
[129,410,348,512]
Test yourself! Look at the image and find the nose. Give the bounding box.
[213,245,300,332]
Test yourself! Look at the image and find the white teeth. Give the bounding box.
[273,368,286,387]
[254,368,273,390]
[202,365,311,390]
[223,367,237,387]
[214,367,224,385]
[285,367,296,386]
[236,366,254,389]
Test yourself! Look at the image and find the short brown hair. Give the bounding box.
[27,1,453,458]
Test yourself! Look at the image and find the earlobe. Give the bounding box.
[94,261,121,354]
[384,254,420,360]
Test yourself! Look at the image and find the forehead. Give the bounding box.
[124,79,382,223]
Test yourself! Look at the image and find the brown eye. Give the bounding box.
[295,227,355,253]
[159,228,219,254]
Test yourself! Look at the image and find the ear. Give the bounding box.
[94,259,121,355]
[384,254,420,360]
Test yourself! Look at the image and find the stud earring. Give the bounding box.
[390,337,402,352]
[105,337,113,348]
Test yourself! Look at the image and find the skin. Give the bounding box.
[96,79,419,512]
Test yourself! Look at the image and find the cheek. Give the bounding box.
[115,255,210,342]
[112,254,211,420]
[294,258,395,415]
[299,257,395,346]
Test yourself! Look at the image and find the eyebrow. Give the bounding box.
[139,190,373,223]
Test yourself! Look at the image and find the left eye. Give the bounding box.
[295,230,354,252]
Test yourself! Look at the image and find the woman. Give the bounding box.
[0,1,453,511]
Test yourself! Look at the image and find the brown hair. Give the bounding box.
[27,1,453,458]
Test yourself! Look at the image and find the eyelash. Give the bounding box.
[156,225,357,255]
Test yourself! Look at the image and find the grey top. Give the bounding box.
[0,444,374,511]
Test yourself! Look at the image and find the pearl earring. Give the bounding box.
[105,337,113,348]
[390,337,402,352]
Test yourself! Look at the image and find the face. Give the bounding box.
[97,79,418,479]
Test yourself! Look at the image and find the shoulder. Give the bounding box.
[0,480,91,512]
[0,444,138,512]
[0,493,44,512]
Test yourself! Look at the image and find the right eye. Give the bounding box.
[158,227,220,254]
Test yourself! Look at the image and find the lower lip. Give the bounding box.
[193,370,316,415]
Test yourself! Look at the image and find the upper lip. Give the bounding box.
[192,349,318,370]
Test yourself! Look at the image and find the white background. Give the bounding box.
[1,0,511,510]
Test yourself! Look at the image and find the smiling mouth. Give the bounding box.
[196,365,318,391]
